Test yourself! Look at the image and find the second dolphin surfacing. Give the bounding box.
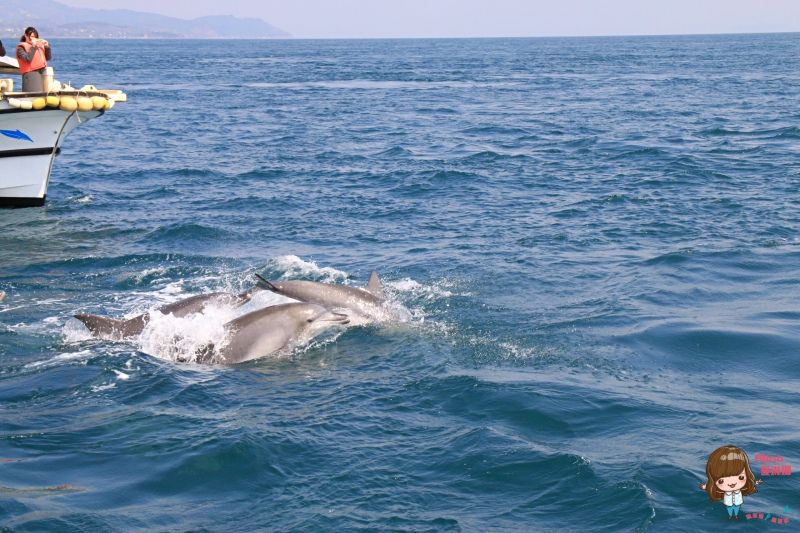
[74,287,262,340]
[197,302,350,364]
[254,271,389,325]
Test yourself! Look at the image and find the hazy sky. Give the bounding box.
[57,0,800,39]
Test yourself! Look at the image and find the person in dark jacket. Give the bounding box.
[0,40,6,56]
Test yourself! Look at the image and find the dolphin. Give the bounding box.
[197,302,350,364]
[75,286,263,340]
[254,272,387,325]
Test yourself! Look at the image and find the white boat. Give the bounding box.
[0,56,126,207]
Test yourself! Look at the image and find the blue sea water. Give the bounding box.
[1,33,800,531]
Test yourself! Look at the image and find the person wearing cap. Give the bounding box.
[16,27,52,92]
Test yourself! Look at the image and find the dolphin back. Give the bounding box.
[157,292,241,318]
[217,303,306,364]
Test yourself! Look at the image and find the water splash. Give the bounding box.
[267,255,349,282]
[137,304,236,364]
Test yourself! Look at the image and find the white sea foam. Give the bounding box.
[495,341,539,360]
[137,304,236,363]
[132,267,169,284]
[25,349,94,369]
[387,277,455,300]
[12,316,68,336]
[32,298,67,306]
[268,255,348,282]
[294,328,346,357]
[153,280,185,297]
[381,276,464,327]
[62,318,96,343]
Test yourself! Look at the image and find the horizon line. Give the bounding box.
[1,30,797,41]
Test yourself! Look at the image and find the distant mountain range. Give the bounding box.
[1,0,290,39]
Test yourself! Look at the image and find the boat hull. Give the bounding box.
[0,108,102,207]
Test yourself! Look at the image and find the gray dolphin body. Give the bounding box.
[75,287,262,340]
[199,302,350,364]
[255,272,387,325]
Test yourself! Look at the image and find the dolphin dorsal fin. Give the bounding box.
[366,271,385,299]
[254,273,279,292]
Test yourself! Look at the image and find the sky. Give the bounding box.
[57,0,800,39]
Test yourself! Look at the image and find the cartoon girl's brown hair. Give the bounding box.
[704,445,758,501]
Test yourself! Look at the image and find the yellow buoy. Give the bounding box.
[20,99,33,110]
[77,97,93,112]
[91,96,106,110]
[32,97,46,110]
[104,99,115,110]
[59,96,78,112]
[46,95,60,108]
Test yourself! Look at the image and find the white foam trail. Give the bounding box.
[381,277,461,325]
[113,369,130,380]
[387,277,459,300]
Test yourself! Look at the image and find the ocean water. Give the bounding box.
[1,34,800,531]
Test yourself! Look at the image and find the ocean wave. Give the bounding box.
[372,146,415,157]
[460,125,533,136]
[265,255,349,282]
[700,125,800,138]
[459,150,531,162]
[23,349,97,370]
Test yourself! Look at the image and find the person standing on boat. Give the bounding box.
[16,27,51,93]
[0,40,5,57]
